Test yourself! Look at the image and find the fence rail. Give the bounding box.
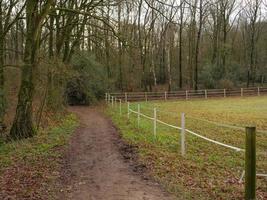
[108,87,267,102]
[128,106,245,153]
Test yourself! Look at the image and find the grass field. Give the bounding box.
[108,96,267,200]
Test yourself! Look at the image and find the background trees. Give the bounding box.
[0,0,266,139]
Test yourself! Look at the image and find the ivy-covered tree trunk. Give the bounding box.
[10,0,53,140]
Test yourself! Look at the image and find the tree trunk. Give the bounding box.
[0,37,5,126]
[47,12,55,109]
[178,2,184,89]
[118,1,123,91]
[10,0,53,140]
[150,8,157,87]
[0,3,5,127]
[10,63,35,139]
[194,0,204,91]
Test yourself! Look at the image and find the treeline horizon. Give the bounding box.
[97,0,267,92]
[0,0,266,139]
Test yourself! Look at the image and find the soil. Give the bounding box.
[58,106,175,200]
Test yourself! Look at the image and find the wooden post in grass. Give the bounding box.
[154,108,157,139]
[112,96,114,107]
[125,93,128,102]
[257,87,260,96]
[241,88,244,97]
[245,127,256,200]
[105,93,107,102]
[181,113,186,156]
[145,92,148,102]
[165,91,167,101]
[224,89,226,98]
[186,90,188,100]
[119,100,122,115]
[137,104,140,128]
[127,102,130,119]
[205,90,208,99]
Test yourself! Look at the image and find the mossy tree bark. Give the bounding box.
[10,0,54,140]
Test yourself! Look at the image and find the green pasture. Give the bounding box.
[108,96,267,200]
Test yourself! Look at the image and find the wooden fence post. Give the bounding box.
[125,93,128,102]
[241,88,244,97]
[257,87,260,96]
[145,92,148,102]
[154,108,157,139]
[165,91,167,101]
[245,127,256,200]
[112,96,114,107]
[119,99,122,115]
[137,104,140,128]
[224,89,226,98]
[181,113,186,156]
[205,90,208,99]
[186,90,188,100]
[127,102,130,119]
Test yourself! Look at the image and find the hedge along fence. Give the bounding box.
[106,96,267,200]
[108,87,267,102]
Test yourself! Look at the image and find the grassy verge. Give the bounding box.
[0,113,79,200]
[107,96,267,200]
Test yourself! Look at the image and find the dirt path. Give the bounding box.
[59,106,175,200]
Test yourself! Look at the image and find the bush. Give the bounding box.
[200,62,246,89]
[218,79,234,89]
[67,52,108,105]
[199,64,216,89]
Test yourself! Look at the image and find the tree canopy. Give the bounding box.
[0,0,266,139]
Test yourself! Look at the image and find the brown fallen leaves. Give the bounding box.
[0,154,61,200]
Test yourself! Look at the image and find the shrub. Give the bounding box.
[218,79,234,89]
[199,64,216,89]
[67,52,108,105]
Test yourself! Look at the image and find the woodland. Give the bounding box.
[0,0,266,140]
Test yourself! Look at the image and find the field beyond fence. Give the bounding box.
[106,95,267,199]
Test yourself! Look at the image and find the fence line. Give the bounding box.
[187,115,267,134]
[136,104,267,134]
[257,174,267,177]
[109,87,267,102]
[113,95,267,135]
[108,96,266,180]
[185,129,244,152]
[128,105,245,152]
[157,119,182,130]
